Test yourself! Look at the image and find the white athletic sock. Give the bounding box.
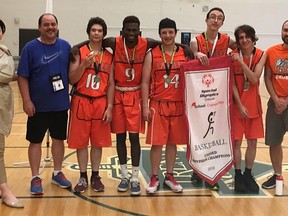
[120,164,129,179]
[131,166,139,182]
[53,170,61,176]
[32,175,41,179]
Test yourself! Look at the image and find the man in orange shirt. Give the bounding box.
[189,7,237,190]
[231,25,266,193]
[262,20,288,189]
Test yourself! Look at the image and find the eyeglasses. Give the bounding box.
[208,15,224,22]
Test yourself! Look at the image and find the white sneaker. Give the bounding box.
[163,174,183,193]
[146,176,160,194]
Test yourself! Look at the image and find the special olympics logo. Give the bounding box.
[202,74,214,87]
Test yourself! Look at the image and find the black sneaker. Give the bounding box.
[234,173,247,193]
[262,174,277,189]
[191,172,202,184]
[205,182,220,191]
[244,172,259,193]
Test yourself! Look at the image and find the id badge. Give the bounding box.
[50,73,65,92]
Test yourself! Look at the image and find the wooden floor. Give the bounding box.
[1,80,288,216]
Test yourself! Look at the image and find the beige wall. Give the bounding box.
[0,0,287,56]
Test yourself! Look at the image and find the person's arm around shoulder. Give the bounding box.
[176,43,194,60]
[190,37,209,66]
[228,37,237,51]
[141,51,152,122]
[102,63,115,123]
[146,38,161,51]
[102,37,116,52]
[17,75,35,117]
[264,63,286,114]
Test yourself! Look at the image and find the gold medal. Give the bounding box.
[244,81,249,91]
[165,76,171,84]
[94,75,100,83]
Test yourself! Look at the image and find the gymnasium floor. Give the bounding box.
[1,80,288,216]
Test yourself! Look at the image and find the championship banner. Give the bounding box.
[181,56,234,185]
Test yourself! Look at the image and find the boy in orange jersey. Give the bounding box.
[108,16,161,196]
[262,20,288,190]
[231,25,266,193]
[189,7,237,190]
[190,7,237,66]
[142,18,190,194]
[68,17,115,193]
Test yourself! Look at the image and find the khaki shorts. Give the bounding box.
[265,99,288,146]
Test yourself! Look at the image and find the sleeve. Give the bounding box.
[0,47,15,83]
[17,44,31,78]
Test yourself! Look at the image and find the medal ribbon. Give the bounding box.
[88,43,103,75]
[239,49,253,82]
[161,44,176,77]
[204,32,218,58]
[123,38,136,70]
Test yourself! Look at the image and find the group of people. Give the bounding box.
[1,6,288,208]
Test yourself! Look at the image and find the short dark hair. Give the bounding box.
[122,15,140,28]
[0,19,6,34]
[38,13,58,27]
[206,7,225,22]
[234,24,258,45]
[282,20,288,30]
[86,17,107,37]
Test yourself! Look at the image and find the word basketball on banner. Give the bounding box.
[181,56,234,185]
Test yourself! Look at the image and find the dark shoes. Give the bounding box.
[191,172,219,190]
[91,175,105,192]
[262,174,277,189]
[234,173,247,193]
[244,172,259,193]
[191,172,203,184]
[234,172,259,193]
[205,182,220,191]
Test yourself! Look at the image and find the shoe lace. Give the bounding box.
[150,176,158,186]
[121,178,129,184]
[32,178,42,187]
[78,178,87,186]
[266,174,276,181]
[131,181,139,188]
[57,172,67,180]
[92,176,102,185]
[166,174,179,185]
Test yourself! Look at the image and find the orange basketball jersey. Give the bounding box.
[196,33,230,57]
[76,45,113,97]
[150,45,187,101]
[231,47,264,118]
[114,36,148,87]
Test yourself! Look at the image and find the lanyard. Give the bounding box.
[161,44,176,76]
[204,32,218,58]
[239,49,253,81]
[88,44,103,75]
[123,37,136,69]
